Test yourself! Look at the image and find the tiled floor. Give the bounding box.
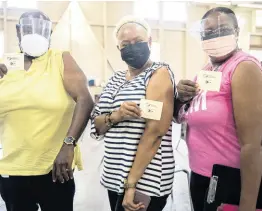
[0,123,192,211]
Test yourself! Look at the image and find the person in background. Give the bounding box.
[90,16,175,211]
[0,10,94,211]
[174,7,262,211]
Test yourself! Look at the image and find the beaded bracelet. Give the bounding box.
[105,112,114,127]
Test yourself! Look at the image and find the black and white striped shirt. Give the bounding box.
[90,62,175,197]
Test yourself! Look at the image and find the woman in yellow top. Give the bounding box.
[0,11,94,211]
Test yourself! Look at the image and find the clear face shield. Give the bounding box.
[190,13,238,59]
[18,18,52,57]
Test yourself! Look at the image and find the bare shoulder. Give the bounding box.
[149,66,173,86]
[62,52,86,83]
[62,51,72,59]
[62,52,78,69]
[147,66,174,98]
[232,61,262,91]
[233,61,262,80]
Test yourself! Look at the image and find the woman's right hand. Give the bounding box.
[0,64,7,78]
[112,102,141,122]
[176,79,199,102]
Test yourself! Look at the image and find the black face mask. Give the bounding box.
[120,42,150,69]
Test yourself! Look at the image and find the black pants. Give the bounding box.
[0,172,75,211]
[190,171,210,211]
[108,190,169,211]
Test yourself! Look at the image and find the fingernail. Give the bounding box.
[53,180,56,182]
[70,177,73,179]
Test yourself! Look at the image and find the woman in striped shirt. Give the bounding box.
[91,16,175,211]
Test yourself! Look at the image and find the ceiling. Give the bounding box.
[190,0,262,8]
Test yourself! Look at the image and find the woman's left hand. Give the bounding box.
[122,188,144,211]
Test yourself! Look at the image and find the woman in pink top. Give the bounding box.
[174,7,262,211]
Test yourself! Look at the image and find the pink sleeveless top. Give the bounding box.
[182,51,261,177]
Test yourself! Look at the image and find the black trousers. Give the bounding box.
[108,190,169,211]
[190,171,210,211]
[0,172,75,211]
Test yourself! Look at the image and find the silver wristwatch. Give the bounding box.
[63,136,76,146]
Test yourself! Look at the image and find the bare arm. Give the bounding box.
[52,52,94,183]
[232,61,262,211]
[127,67,174,184]
[63,52,94,141]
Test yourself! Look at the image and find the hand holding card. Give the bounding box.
[114,101,141,122]
[3,53,24,71]
[140,99,163,121]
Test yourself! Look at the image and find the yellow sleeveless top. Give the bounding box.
[0,49,83,176]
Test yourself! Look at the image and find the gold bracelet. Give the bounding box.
[123,179,136,189]
[106,112,114,127]
[104,113,109,123]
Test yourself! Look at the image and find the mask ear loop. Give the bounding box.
[235,27,240,42]
[218,15,221,37]
[234,28,240,50]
